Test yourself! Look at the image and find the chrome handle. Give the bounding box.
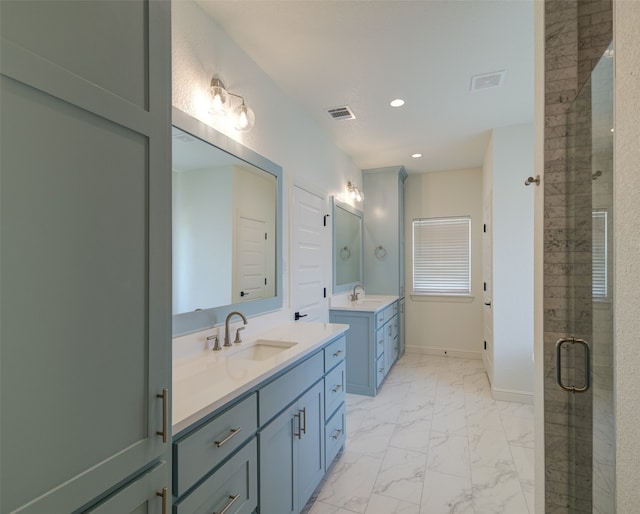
[293,413,302,439]
[332,428,343,440]
[300,407,306,435]
[234,326,245,344]
[156,487,168,514]
[214,427,242,447]
[332,384,342,394]
[332,349,343,357]
[525,175,540,186]
[484,302,491,306]
[378,340,383,345]
[156,388,168,443]
[379,368,385,373]
[214,493,240,514]
[555,337,591,393]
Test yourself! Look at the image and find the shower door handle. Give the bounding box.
[555,337,591,393]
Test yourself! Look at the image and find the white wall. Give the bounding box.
[404,168,484,358]
[614,1,640,509]
[172,0,362,345]
[486,123,535,399]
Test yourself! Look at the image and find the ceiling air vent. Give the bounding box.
[327,106,356,121]
[470,70,506,91]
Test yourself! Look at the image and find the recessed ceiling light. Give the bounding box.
[411,153,422,158]
[390,99,405,107]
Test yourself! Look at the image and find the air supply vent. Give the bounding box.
[327,106,356,121]
[470,70,506,91]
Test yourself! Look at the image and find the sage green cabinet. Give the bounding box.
[362,166,407,298]
[330,302,398,396]
[0,1,172,512]
[172,334,347,514]
[259,380,324,514]
[363,167,407,357]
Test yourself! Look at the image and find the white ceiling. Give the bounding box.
[195,0,534,174]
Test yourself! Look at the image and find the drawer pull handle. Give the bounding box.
[293,412,302,439]
[156,486,168,514]
[332,349,343,357]
[300,407,307,435]
[214,493,240,514]
[332,429,343,440]
[215,427,242,447]
[378,340,383,345]
[332,384,342,393]
[156,388,168,443]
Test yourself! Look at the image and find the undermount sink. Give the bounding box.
[227,339,297,361]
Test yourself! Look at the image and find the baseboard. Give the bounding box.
[405,345,482,360]
[491,386,534,404]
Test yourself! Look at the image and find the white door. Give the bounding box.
[292,186,327,322]
[236,216,267,302]
[482,191,494,384]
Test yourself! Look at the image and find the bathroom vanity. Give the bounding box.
[172,322,347,514]
[329,295,399,396]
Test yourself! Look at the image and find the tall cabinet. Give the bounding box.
[362,166,408,355]
[0,2,172,512]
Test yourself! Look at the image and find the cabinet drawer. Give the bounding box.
[376,355,385,388]
[87,461,167,513]
[375,309,385,327]
[324,362,345,418]
[173,394,257,497]
[324,335,346,371]
[375,327,384,358]
[325,404,346,468]
[175,438,257,514]
[259,351,324,425]
[383,303,395,324]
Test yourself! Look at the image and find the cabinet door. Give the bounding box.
[0,1,172,512]
[259,406,296,514]
[296,381,325,509]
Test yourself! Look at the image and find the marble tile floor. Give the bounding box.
[303,353,534,514]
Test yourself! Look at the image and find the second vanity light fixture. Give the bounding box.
[209,77,256,132]
[347,180,363,202]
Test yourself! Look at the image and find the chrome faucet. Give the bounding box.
[224,311,248,346]
[351,284,365,302]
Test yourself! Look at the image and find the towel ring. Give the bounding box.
[374,245,387,260]
[339,246,351,260]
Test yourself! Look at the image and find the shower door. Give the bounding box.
[553,43,615,513]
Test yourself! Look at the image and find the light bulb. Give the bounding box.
[355,190,362,202]
[234,103,255,132]
[209,78,229,114]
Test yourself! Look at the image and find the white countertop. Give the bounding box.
[329,294,398,312]
[172,321,349,434]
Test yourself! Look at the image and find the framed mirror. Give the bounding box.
[332,197,363,293]
[172,108,282,336]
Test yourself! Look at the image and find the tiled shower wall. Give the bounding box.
[543,1,612,512]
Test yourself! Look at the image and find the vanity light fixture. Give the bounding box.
[209,76,256,131]
[390,98,405,107]
[347,180,363,202]
[411,153,423,158]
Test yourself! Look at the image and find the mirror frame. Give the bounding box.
[172,107,283,336]
[332,197,363,294]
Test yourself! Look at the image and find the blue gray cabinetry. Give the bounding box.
[0,1,172,512]
[363,166,407,356]
[172,334,346,514]
[330,301,398,396]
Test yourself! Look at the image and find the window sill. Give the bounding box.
[410,294,475,303]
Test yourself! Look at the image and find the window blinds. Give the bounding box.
[592,209,607,299]
[412,216,471,295]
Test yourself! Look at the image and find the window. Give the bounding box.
[592,209,607,299]
[412,216,471,295]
